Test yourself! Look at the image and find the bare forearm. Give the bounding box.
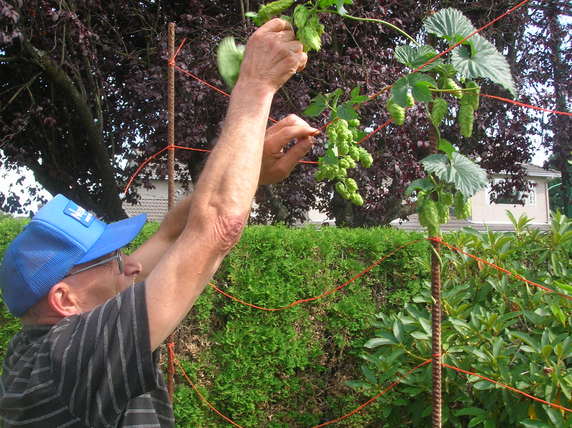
[189,81,273,222]
[143,19,306,350]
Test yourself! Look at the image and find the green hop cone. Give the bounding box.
[359,151,373,168]
[293,4,310,28]
[430,98,448,128]
[349,119,360,127]
[437,203,450,224]
[345,178,358,192]
[419,199,440,236]
[251,0,295,26]
[338,140,349,156]
[350,193,364,206]
[406,92,415,107]
[387,98,406,125]
[444,78,463,99]
[458,103,475,138]
[454,193,471,219]
[296,14,324,52]
[315,169,326,182]
[327,127,338,142]
[339,159,350,169]
[440,192,453,206]
[460,200,471,219]
[463,81,480,110]
[349,146,360,162]
[335,181,347,195]
[337,118,349,131]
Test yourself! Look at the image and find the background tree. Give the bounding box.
[0,0,566,223]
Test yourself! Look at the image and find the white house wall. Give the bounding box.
[471,178,551,224]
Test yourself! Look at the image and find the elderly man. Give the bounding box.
[0,18,315,427]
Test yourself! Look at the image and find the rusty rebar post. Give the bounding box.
[166,21,176,402]
[431,238,442,427]
[167,23,176,210]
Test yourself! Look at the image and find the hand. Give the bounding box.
[259,115,319,185]
[238,18,307,94]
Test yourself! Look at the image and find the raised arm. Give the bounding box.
[143,19,308,350]
[132,120,317,281]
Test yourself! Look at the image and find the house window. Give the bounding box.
[488,179,536,206]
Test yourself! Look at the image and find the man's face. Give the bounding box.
[65,250,142,312]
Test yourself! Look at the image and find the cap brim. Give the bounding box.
[77,213,147,264]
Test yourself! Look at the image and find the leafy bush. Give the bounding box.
[171,225,429,427]
[356,213,572,427]
[0,217,28,359]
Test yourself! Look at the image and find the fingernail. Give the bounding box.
[311,129,321,136]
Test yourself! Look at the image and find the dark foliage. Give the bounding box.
[0,0,568,222]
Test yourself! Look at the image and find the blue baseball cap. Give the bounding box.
[0,194,147,316]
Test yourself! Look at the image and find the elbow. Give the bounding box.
[210,212,248,253]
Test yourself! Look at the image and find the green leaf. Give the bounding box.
[541,344,552,359]
[455,407,487,417]
[434,63,457,78]
[410,331,430,340]
[468,416,486,428]
[405,178,434,196]
[450,318,471,334]
[519,420,553,428]
[472,380,494,390]
[393,320,404,342]
[336,0,353,15]
[509,331,540,352]
[438,138,456,157]
[350,86,361,98]
[345,380,370,390]
[394,45,443,71]
[392,74,438,107]
[412,81,434,103]
[217,37,246,89]
[322,148,338,165]
[452,34,516,97]
[337,103,358,121]
[419,317,432,335]
[424,8,476,43]
[421,153,488,199]
[361,364,377,384]
[303,94,327,117]
[364,333,396,348]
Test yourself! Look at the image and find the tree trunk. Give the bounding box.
[21,40,126,220]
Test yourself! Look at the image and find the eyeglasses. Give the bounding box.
[67,250,124,277]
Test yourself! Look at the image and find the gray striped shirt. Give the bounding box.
[0,282,175,427]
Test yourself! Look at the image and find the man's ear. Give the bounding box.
[47,282,81,317]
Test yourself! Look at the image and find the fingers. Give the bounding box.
[241,19,306,92]
[265,115,319,154]
[259,135,315,185]
[258,18,295,35]
[279,136,314,166]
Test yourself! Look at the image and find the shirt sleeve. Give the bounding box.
[47,282,159,428]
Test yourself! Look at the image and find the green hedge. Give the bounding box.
[0,219,428,426]
[1,216,570,426]
[170,225,429,427]
[0,218,28,357]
